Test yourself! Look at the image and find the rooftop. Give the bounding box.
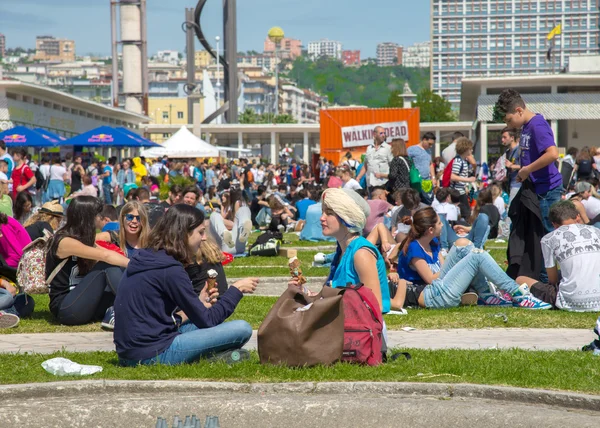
[0,79,149,123]
[459,74,600,121]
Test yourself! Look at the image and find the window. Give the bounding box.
[177,111,184,119]
[162,111,168,120]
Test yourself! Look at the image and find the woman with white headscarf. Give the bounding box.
[289,188,390,314]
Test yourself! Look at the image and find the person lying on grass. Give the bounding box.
[516,200,600,312]
[389,207,551,310]
[114,204,258,366]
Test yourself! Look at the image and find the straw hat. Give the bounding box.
[39,201,64,217]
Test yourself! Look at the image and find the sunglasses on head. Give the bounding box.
[125,214,141,222]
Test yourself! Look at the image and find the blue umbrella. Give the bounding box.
[65,126,145,147]
[34,128,68,142]
[116,127,160,147]
[0,126,60,147]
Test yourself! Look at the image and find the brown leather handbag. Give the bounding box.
[258,285,344,367]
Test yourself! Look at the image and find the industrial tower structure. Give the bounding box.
[110,0,149,115]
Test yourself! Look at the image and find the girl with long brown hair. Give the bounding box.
[114,204,257,366]
[394,207,550,310]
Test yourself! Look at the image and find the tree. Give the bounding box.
[286,56,430,108]
[412,89,455,122]
[239,108,259,124]
[385,89,404,107]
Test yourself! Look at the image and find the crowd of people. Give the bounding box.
[1,88,599,363]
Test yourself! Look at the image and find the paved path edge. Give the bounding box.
[1,380,599,412]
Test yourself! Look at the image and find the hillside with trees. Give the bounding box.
[285,57,430,108]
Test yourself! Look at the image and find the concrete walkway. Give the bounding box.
[0,328,594,354]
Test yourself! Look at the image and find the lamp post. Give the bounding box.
[215,35,221,124]
[268,27,284,117]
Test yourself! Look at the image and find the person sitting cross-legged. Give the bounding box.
[390,207,551,310]
[516,200,600,311]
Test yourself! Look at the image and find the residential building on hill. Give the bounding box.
[156,50,180,65]
[34,36,75,62]
[342,50,361,67]
[237,54,276,72]
[195,50,215,68]
[377,42,402,66]
[264,37,302,60]
[403,41,430,68]
[308,39,342,60]
[431,0,600,105]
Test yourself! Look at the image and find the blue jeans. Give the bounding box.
[538,185,562,234]
[439,213,490,250]
[103,184,113,204]
[0,288,14,310]
[423,243,519,308]
[119,320,252,366]
[0,290,35,317]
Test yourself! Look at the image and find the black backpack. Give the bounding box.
[249,231,283,257]
[29,162,46,190]
[578,159,592,177]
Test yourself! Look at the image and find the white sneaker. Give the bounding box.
[238,220,253,243]
[314,252,326,264]
[223,230,235,248]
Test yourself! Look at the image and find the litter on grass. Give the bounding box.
[41,357,102,376]
[401,327,417,331]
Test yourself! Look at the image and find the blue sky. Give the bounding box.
[0,0,430,58]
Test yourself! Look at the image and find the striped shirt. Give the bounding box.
[450,156,469,195]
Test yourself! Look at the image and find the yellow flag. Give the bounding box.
[547,24,562,40]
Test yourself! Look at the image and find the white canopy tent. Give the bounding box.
[141,126,219,158]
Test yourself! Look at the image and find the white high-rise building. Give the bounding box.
[403,41,431,68]
[307,39,342,60]
[432,0,600,105]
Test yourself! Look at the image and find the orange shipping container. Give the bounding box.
[319,107,420,164]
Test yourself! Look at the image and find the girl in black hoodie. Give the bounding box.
[114,204,258,366]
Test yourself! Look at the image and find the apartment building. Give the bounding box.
[377,42,402,66]
[431,0,600,105]
[34,36,75,62]
[264,37,303,59]
[342,50,361,66]
[307,39,343,60]
[0,34,5,58]
[403,41,431,68]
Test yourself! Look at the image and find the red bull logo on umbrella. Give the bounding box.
[3,134,26,144]
[88,133,114,143]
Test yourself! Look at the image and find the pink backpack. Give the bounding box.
[339,284,385,366]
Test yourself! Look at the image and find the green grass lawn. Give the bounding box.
[2,349,600,395]
[3,294,597,334]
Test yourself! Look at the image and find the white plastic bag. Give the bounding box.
[41,357,103,376]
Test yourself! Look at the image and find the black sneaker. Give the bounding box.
[208,349,250,364]
[101,306,115,331]
[582,340,600,352]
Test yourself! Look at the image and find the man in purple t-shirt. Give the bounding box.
[495,89,562,233]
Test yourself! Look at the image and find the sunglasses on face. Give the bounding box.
[125,214,141,222]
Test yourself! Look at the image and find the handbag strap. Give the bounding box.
[45,258,68,286]
[399,156,410,171]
